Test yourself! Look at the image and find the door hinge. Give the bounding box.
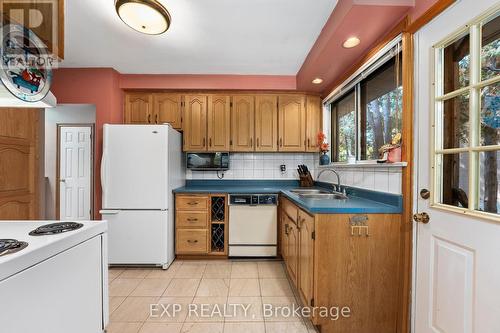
[312,231,315,240]
[230,102,233,108]
[310,298,315,307]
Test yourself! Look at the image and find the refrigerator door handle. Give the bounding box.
[100,210,120,215]
[101,151,107,195]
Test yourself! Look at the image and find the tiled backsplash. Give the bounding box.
[186,153,319,180]
[186,153,403,194]
[316,166,402,194]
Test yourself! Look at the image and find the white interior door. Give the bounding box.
[413,2,500,333]
[59,126,92,220]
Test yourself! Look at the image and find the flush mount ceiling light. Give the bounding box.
[115,0,171,35]
[312,78,323,84]
[342,37,360,48]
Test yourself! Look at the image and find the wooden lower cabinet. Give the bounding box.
[175,193,228,257]
[176,229,208,254]
[175,194,209,255]
[297,209,315,307]
[280,197,401,333]
[285,213,299,287]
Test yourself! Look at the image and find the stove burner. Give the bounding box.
[29,222,84,236]
[0,239,28,257]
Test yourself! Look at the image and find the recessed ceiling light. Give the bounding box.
[312,78,323,84]
[343,37,360,48]
[115,0,171,35]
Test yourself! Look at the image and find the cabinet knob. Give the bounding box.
[155,114,158,124]
[148,114,151,123]
[187,239,199,244]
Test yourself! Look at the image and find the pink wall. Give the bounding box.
[51,68,123,219]
[408,0,440,22]
[120,74,296,91]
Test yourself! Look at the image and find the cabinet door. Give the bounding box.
[286,219,299,286]
[255,95,278,152]
[298,209,315,307]
[305,95,322,152]
[184,95,208,151]
[207,95,231,151]
[230,95,255,152]
[124,93,153,124]
[153,93,182,129]
[280,211,289,260]
[278,95,306,152]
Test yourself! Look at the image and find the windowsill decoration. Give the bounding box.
[317,132,330,165]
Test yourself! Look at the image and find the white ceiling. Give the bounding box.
[61,0,338,75]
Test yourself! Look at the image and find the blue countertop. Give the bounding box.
[174,180,402,214]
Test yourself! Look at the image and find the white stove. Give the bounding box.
[0,221,108,333]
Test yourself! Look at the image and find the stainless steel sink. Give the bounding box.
[299,193,348,200]
[290,188,330,194]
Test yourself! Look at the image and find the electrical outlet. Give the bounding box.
[280,164,286,172]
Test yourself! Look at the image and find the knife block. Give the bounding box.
[299,172,314,187]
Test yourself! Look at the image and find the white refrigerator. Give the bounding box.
[100,124,184,269]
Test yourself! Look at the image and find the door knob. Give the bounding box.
[60,179,66,183]
[413,212,430,224]
[420,189,430,199]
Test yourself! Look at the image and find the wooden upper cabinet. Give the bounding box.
[183,95,208,151]
[207,95,231,151]
[255,95,278,152]
[231,95,255,152]
[125,93,153,124]
[305,96,322,152]
[153,93,182,129]
[278,95,306,152]
[298,209,315,307]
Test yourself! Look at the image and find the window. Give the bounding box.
[329,42,403,161]
[331,90,356,162]
[360,56,402,160]
[433,10,500,218]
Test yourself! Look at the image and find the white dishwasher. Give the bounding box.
[228,194,278,257]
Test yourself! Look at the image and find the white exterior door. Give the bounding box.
[59,126,92,220]
[414,1,500,333]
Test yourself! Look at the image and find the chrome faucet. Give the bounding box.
[317,168,343,193]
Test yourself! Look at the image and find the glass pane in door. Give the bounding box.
[442,93,470,149]
[478,151,500,214]
[443,33,470,94]
[480,82,500,146]
[481,15,500,82]
[439,153,470,208]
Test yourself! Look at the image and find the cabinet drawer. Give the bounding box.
[282,198,298,223]
[176,229,208,254]
[176,195,208,210]
[177,211,208,228]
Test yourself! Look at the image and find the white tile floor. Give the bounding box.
[107,260,318,333]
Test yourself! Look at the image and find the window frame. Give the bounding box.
[329,43,403,162]
[431,6,500,221]
[331,88,358,162]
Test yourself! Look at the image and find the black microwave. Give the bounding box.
[186,152,230,171]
